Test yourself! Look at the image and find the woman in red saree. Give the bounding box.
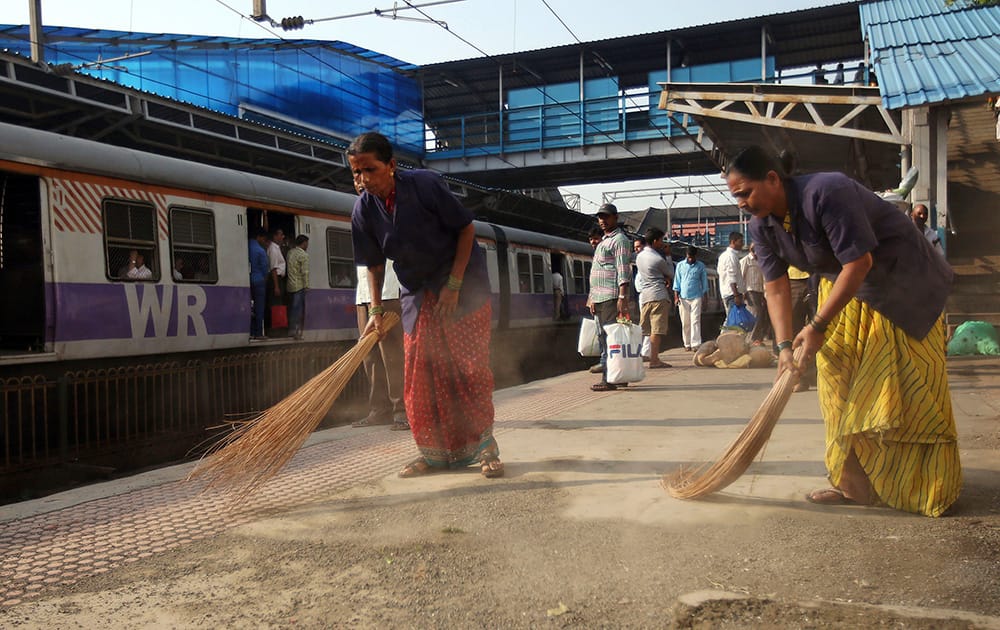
[349,132,503,478]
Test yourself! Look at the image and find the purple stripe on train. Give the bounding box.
[509,292,556,320]
[50,282,358,342]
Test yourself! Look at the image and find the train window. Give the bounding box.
[516,252,531,293]
[572,260,587,294]
[584,262,592,293]
[531,254,545,293]
[168,207,217,283]
[326,228,356,288]
[103,198,159,282]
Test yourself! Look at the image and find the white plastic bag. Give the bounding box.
[577,317,601,357]
[604,321,645,383]
[640,336,651,359]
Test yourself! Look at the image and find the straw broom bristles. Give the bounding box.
[663,350,802,499]
[188,311,400,497]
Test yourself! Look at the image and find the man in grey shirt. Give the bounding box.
[635,227,674,369]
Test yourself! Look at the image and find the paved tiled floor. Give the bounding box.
[0,370,613,607]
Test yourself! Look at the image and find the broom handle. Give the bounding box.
[360,311,401,346]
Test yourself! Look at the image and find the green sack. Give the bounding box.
[947,321,1000,356]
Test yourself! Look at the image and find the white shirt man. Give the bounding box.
[354,261,407,430]
[267,229,287,297]
[551,270,565,320]
[716,232,746,315]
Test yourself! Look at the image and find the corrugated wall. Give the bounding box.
[945,100,1000,318]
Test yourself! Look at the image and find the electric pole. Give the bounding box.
[29,0,44,63]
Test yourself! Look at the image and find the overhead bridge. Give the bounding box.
[421,86,719,190]
[417,2,868,190]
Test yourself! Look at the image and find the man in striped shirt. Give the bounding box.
[588,203,633,391]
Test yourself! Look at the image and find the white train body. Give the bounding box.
[0,122,598,366]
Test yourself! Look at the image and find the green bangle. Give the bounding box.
[776,340,793,352]
[368,305,385,316]
[447,275,463,291]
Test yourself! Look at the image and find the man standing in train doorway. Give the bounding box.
[588,203,633,392]
[285,235,310,340]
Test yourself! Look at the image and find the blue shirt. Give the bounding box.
[351,169,490,334]
[673,259,709,300]
[248,239,269,285]
[749,172,952,339]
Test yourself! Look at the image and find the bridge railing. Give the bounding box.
[424,89,691,159]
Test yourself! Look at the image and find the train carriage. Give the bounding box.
[0,122,598,499]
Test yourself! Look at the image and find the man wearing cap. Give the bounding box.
[588,203,633,391]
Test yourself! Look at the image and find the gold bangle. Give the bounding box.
[368,305,385,316]
[447,275,463,291]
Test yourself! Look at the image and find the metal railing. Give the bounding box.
[424,90,683,159]
[0,343,366,486]
[1,375,55,468]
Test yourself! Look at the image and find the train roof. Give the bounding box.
[0,121,593,255]
[473,222,591,256]
[0,121,356,214]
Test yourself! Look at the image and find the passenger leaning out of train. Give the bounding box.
[123,249,152,280]
[588,202,633,392]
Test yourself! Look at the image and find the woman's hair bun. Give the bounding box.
[777,150,796,176]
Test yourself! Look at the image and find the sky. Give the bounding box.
[0,0,847,212]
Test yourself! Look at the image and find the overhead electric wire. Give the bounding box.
[535,0,729,208]
[399,0,649,163]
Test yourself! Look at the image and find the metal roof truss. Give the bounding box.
[658,83,905,147]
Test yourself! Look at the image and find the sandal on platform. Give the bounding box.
[805,487,857,505]
[399,458,434,478]
[591,382,617,392]
[480,451,504,478]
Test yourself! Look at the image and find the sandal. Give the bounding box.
[353,414,393,427]
[805,487,857,505]
[398,458,434,478]
[480,450,504,478]
[591,382,617,392]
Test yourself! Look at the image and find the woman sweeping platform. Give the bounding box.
[349,132,503,479]
[725,146,960,517]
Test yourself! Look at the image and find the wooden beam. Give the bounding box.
[662,101,905,144]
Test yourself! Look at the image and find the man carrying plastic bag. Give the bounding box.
[605,317,646,385]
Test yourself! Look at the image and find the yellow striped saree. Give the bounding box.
[816,278,962,517]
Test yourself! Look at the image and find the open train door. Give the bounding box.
[0,171,45,352]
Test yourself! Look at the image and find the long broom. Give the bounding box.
[188,311,400,497]
[663,348,803,499]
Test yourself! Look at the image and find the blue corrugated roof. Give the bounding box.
[860,0,1000,109]
[0,25,418,72]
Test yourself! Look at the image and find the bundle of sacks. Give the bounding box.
[693,329,774,369]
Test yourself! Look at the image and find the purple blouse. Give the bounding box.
[351,169,490,334]
[749,172,952,340]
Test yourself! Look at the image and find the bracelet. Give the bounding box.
[810,315,829,333]
[368,305,385,316]
[776,340,793,352]
[447,274,463,291]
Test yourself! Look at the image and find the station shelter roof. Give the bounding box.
[0,25,424,154]
[861,0,1000,109]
